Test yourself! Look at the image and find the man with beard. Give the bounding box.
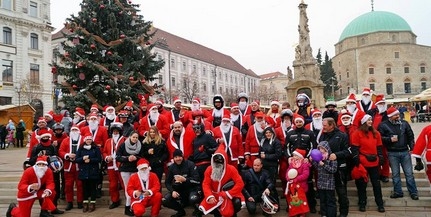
[323,100,339,121]
[378,107,418,200]
[337,109,356,141]
[295,93,313,124]
[245,112,267,168]
[58,125,84,211]
[357,88,375,113]
[103,122,127,209]
[138,104,170,140]
[243,101,275,137]
[213,115,244,167]
[27,118,54,160]
[237,92,252,116]
[7,156,57,217]
[209,95,231,128]
[275,109,294,194]
[188,122,218,181]
[166,122,195,164]
[127,158,163,217]
[163,149,202,217]
[345,93,366,128]
[166,97,185,125]
[72,107,87,129]
[100,105,116,127]
[305,109,324,140]
[285,114,318,213]
[44,111,56,129]
[117,110,135,137]
[230,103,245,134]
[318,117,351,217]
[198,150,244,217]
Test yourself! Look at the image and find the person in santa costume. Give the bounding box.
[305,109,323,140]
[243,100,275,130]
[345,93,366,128]
[244,112,267,168]
[58,125,84,211]
[124,100,137,125]
[155,98,170,117]
[100,105,117,127]
[72,107,87,129]
[165,96,186,125]
[357,87,375,113]
[79,112,109,148]
[90,104,99,114]
[198,150,244,217]
[7,156,57,217]
[213,115,244,167]
[230,103,245,135]
[117,110,135,137]
[412,125,431,187]
[27,118,54,160]
[237,92,252,116]
[44,111,56,129]
[134,96,148,127]
[275,109,294,195]
[337,109,356,143]
[208,94,231,128]
[266,100,281,128]
[166,121,195,165]
[185,110,213,134]
[102,122,127,209]
[286,149,310,217]
[138,104,170,140]
[183,97,210,126]
[127,158,163,217]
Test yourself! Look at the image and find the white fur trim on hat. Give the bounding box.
[341,113,352,119]
[84,135,93,141]
[105,106,115,112]
[35,159,48,165]
[173,98,181,104]
[361,114,372,125]
[294,116,304,123]
[137,163,150,170]
[292,151,304,159]
[44,113,53,119]
[270,100,280,106]
[387,109,400,117]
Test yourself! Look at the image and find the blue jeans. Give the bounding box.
[388,151,418,195]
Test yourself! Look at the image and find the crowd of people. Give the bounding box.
[4,89,430,217]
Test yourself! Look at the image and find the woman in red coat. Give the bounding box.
[350,114,385,213]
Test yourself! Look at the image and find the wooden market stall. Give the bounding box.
[0,104,35,130]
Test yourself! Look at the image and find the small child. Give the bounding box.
[286,149,310,217]
[311,141,337,217]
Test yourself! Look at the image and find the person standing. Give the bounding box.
[142,126,169,184]
[351,115,385,213]
[16,121,25,148]
[377,107,418,200]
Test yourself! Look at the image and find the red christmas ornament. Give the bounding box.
[51,66,57,74]
[92,18,97,23]
[140,79,146,84]
[53,79,58,84]
[107,51,112,56]
[79,72,85,80]
[129,76,134,81]
[118,63,123,68]
[105,85,111,90]
[77,62,83,68]
[90,44,96,49]
[99,4,105,9]
[64,52,70,57]
[72,85,77,89]
[69,28,74,33]
[120,34,126,39]
[145,41,151,45]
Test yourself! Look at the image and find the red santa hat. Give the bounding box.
[118,110,129,117]
[362,87,371,95]
[360,114,372,125]
[83,133,93,141]
[387,107,400,117]
[70,124,80,131]
[340,109,352,119]
[124,100,134,110]
[230,103,239,109]
[293,114,305,123]
[35,155,48,165]
[137,158,150,170]
[173,96,181,104]
[148,103,158,111]
[155,98,164,105]
[251,100,260,106]
[104,105,115,113]
[90,104,99,111]
[88,112,98,119]
[74,107,86,118]
[346,93,357,103]
[192,110,204,118]
[192,97,200,104]
[375,94,386,105]
[44,110,54,119]
[254,111,265,119]
[37,117,47,124]
[270,100,280,107]
[36,128,52,140]
[312,109,322,117]
[292,149,306,159]
[222,114,231,122]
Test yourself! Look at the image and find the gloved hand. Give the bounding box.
[414,158,424,171]
[378,155,384,166]
[352,156,359,167]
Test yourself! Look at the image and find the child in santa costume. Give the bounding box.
[7,156,57,217]
[286,149,310,217]
[127,158,162,217]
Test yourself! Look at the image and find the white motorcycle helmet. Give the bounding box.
[261,193,279,214]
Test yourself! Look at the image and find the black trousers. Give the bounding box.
[355,166,383,207]
[319,189,337,217]
[53,172,60,206]
[82,179,98,202]
[162,189,201,211]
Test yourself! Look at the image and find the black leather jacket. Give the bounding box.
[377,120,414,152]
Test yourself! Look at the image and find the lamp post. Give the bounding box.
[15,83,22,120]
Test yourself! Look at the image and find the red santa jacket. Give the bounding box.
[244,112,276,128]
[212,126,244,161]
[183,109,210,127]
[275,126,292,146]
[138,114,170,140]
[27,127,54,159]
[17,166,55,201]
[166,128,195,163]
[357,100,376,113]
[207,108,231,123]
[351,130,382,168]
[412,125,431,164]
[80,125,109,148]
[245,125,264,156]
[127,171,161,207]
[351,109,366,128]
[59,135,83,172]
[52,133,68,148]
[239,105,252,116]
[103,136,127,170]
[99,116,116,127]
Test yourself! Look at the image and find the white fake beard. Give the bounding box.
[73,117,81,124]
[362,95,371,105]
[282,120,291,131]
[191,104,200,111]
[377,104,387,114]
[312,117,323,130]
[347,104,356,114]
[342,118,352,126]
[220,123,231,134]
[112,134,120,142]
[211,163,224,181]
[239,101,247,110]
[106,113,116,120]
[231,114,239,122]
[254,121,264,133]
[34,165,48,179]
[70,131,80,141]
[89,121,99,131]
[139,170,150,182]
[150,111,159,123]
[213,109,223,117]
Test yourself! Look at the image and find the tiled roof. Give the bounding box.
[52,27,71,40]
[260,71,286,80]
[152,28,259,78]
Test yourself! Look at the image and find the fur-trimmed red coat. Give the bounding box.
[412,125,431,164]
[17,166,55,201]
[127,171,161,207]
[166,129,195,163]
[138,114,170,140]
[103,136,127,170]
[80,126,109,148]
[212,126,244,163]
[245,125,264,156]
[59,136,83,172]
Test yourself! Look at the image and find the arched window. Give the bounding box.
[3,27,12,44]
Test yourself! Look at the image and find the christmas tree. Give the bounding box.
[52,0,164,112]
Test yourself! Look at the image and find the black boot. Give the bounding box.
[65,202,73,211]
[39,210,54,217]
[109,200,121,209]
[6,203,16,217]
[77,202,83,209]
[125,206,134,216]
[51,208,64,214]
[171,209,186,217]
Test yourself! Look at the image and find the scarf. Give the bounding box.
[125,138,142,155]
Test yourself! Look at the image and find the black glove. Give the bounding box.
[414,158,424,171]
[352,155,359,167]
[378,155,384,166]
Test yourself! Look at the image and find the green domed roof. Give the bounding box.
[339,11,412,41]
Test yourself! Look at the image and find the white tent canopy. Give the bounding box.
[410,88,431,101]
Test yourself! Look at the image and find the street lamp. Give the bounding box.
[15,83,22,120]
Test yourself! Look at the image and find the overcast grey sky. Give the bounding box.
[51,0,431,75]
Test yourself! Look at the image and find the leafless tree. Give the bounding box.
[177,74,199,103]
[18,75,45,104]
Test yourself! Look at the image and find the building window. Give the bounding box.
[404,83,411,93]
[421,66,426,73]
[386,83,393,95]
[369,83,375,91]
[1,0,12,10]
[202,67,206,76]
[182,61,186,71]
[171,77,175,87]
[368,68,374,74]
[30,33,38,49]
[182,79,187,89]
[340,89,343,96]
[3,27,12,45]
[0,97,12,105]
[226,88,228,94]
[212,84,215,93]
[421,82,427,91]
[394,52,399,58]
[202,83,207,92]
[386,67,391,74]
[2,60,13,82]
[192,64,196,73]
[404,66,409,74]
[346,71,349,78]
[219,87,222,94]
[29,1,37,17]
[235,76,237,84]
[230,75,233,83]
[30,63,39,84]
[158,74,162,84]
[170,58,175,69]
[225,73,227,81]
